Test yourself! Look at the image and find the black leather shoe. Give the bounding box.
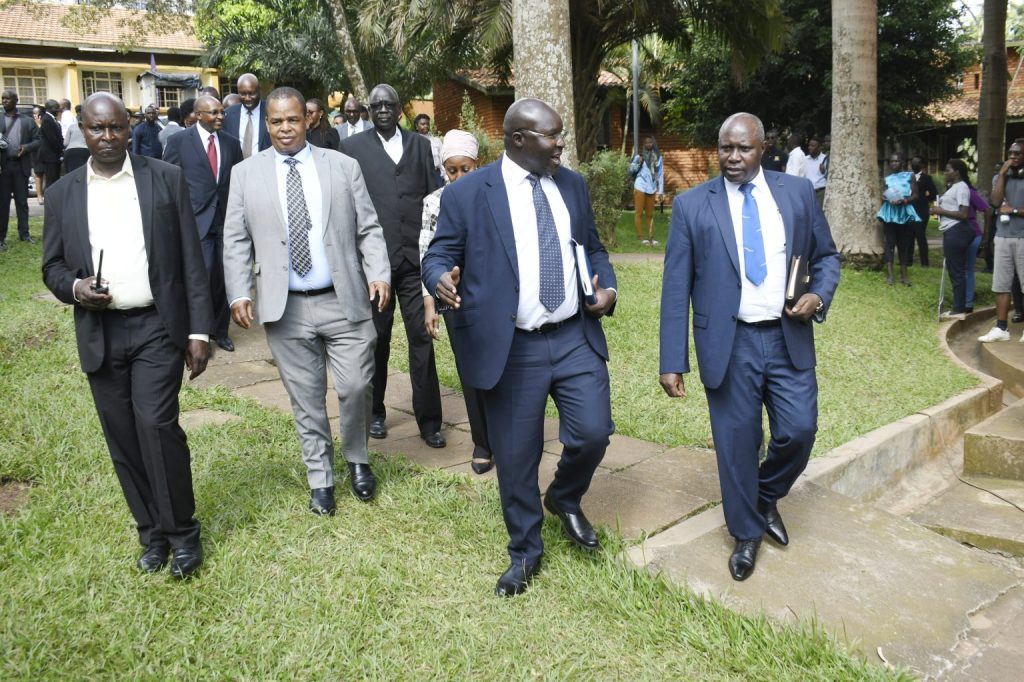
[309,486,336,516]
[348,462,376,501]
[494,557,542,597]
[369,417,387,439]
[759,502,789,546]
[169,545,203,579]
[543,492,599,550]
[471,457,493,475]
[1013,312,1024,324]
[422,431,446,448]
[215,336,235,352]
[136,542,170,573]
[729,538,761,581]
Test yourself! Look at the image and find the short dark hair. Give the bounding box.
[267,86,304,110]
[413,113,430,126]
[179,98,195,119]
[167,106,182,124]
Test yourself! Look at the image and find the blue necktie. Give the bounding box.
[528,173,564,312]
[284,158,313,277]
[740,182,766,286]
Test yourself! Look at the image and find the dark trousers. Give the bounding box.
[908,220,930,266]
[86,308,200,549]
[705,323,817,541]
[443,311,490,458]
[943,221,974,314]
[0,164,30,242]
[372,258,442,433]
[881,220,913,265]
[199,226,230,339]
[482,317,613,564]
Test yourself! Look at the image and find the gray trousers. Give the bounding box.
[264,292,376,489]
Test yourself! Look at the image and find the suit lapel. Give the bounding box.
[258,151,288,235]
[72,172,91,272]
[766,172,795,261]
[133,155,155,258]
[311,146,332,233]
[188,127,217,184]
[484,159,520,283]
[709,177,740,278]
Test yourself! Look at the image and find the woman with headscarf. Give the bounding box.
[419,130,492,474]
[876,153,920,286]
[629,135,664,245]
[305,98,340,151]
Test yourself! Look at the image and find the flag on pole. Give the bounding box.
[149,53,157,72]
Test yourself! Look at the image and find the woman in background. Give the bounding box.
[419,130,492,474]
[629,135,664,245]
[876,154,919,286]
[63,105,88,173]
[304,98,340,151]
[933,159,973,319]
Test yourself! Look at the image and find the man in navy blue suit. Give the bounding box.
[659,112,839,582]
[423,98,618,597]
[163,94,243,351]
[223,73,270,159]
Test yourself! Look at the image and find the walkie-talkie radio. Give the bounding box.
[90,249,109,294]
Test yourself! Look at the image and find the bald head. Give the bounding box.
[368,84,400,135]
[81,93,130,174]
[83,92,128,121]
[237,73,261,111]
[343,95,361,125]
[194,94,223,133]
[717,112,765,184]
[503,98,565,177]
[503,98,558,137]
[718,113,764,146]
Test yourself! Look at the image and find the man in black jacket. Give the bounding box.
[909,155,937,267]
[338,84,444,448]
[38,100,64,192]
[0,90,40,249]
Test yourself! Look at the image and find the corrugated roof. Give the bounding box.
[0,2,203,54]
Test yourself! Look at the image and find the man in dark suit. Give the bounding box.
[0,89,41,249]
[339,84,444,447]
[42,92,212,579]
[660,113,840,582]
[223,73,270,159]
[335,95,371,140]
[38,100,64,190]
[909,155,937,267]
[163,94,243,352]
[423,98,618,597]
[130,104,163,159]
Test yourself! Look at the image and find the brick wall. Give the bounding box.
[432,79,512,138]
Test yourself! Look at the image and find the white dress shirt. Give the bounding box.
[60,109,77,140]
[785,146,807,178]
[195,124,221,181]
[805,153,827,189]
[724,169,787,322]
[237,101,263,158]
[82,156,208,340]
[377,128,403,165]
[501,154,579,330]
[274,144,332,291]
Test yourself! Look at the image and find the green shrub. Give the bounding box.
[579,150,632,247]
[459,91,504,165]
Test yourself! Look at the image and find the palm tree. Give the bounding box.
[826,0,881,263]
[977,0,1009,199]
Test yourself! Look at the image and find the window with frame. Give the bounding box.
[81,71,124,99]
[156,86,182,109]
[0,68,48,105]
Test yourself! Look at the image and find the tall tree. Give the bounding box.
[828,0,881,262]
[977,0,1008,198]
[324,0,368,102]
[511,0,577,168]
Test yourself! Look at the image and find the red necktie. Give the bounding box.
[207,133,218,181]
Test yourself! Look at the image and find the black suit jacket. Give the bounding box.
[163,126,243,239]
[42,154,213,373]
[0,111,41,176]
[913,172,938,224]
[38,113,63,163]
[339,128,440,267]
[223,102,271,153]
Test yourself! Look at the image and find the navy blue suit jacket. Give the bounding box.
[659,170,840,390]
[223,103,271,153]
[163,126,243,239]
[422,157,617,391]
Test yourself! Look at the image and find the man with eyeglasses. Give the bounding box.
[423,98,619,596]
[335,95,371,140]
[339,84,445,448]
[164,94,243,352]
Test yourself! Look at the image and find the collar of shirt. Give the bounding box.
[274,141,313,166]
[87,154,134,184]
[500,152,537,187]
[376,128,403,164]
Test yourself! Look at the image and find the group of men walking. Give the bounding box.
[39,73,840,594]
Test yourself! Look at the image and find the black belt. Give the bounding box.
[738,318,781,328]
[107,305,155,317]
[289,286,333,296]
[517,319,569,334]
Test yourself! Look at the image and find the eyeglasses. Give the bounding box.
[195,109,224,117]
[368,101,398,111]
[517,128,567,143]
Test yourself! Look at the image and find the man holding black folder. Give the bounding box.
[423,98,617,597]
[659,113,839,582]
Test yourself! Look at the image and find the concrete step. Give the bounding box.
[977,322,1024,397]
[910,476,1024,557]
[964,400,1024,480]
[626,481,1023,679]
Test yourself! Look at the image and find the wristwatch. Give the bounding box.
[814,295,825,314]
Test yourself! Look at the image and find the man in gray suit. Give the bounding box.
[335,95,371,140]
[223,87,391,515]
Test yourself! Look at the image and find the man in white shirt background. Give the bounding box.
[223,73,270,159]
[804,135,827,207]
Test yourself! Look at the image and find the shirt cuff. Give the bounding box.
[72,278,81,303]
[189,334,210,343]
[229,296,252,307]
[605,287,618,302]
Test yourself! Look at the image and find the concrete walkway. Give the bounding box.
[180,279,1023,680]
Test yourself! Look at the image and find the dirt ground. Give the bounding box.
[0,481,30,515]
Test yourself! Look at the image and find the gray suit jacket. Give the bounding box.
[335,119,371,140]
[222,145,390,325]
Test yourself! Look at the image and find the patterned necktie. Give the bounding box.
[739,182,767,286]
[206,133,218,181]
[284,158,313,277]
[527,173,564,312]
[242,109,253,159]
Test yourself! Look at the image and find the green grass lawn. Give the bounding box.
[0,215,954,679]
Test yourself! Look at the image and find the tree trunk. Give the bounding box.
[978,0,1009,198]
[827,0,881,265]
[570,21,604,164]
[325,0,368,103]
[511,0,578,169]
